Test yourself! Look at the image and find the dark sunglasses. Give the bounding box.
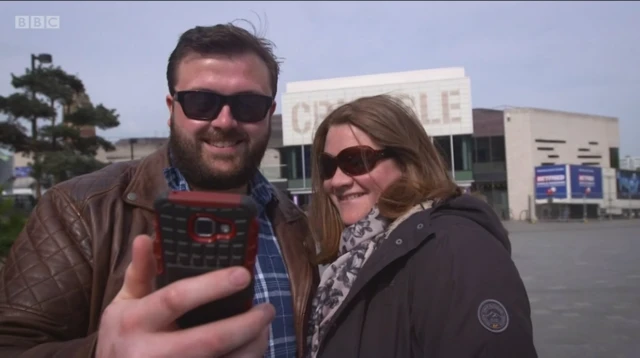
[174,90,273,123]
[319,146,393,180]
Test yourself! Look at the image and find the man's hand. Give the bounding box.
[96,235,274,358]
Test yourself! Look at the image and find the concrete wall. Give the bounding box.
[268,114,283,148]
[504,107,619,220]
[504,109,535,220]
[260,148,283,180]
[12,152,33,168]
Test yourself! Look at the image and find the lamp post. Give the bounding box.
[129,138,138,160]
[28,53,53,199]
[583,187,591,223]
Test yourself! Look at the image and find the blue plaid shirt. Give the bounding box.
[164,163,297,358]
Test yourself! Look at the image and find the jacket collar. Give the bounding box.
[269,187,306,223]
[122,143,171,211]
[348,202,436,294]
[122,142,304,223]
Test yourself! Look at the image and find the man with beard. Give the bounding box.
[0,24,318,358]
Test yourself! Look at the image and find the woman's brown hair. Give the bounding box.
[309,94,462,264]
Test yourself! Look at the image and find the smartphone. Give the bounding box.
[153,190,259,329]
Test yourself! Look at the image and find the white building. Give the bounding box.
[281,67,473,145]
[502,107,627,220]
[280,67,474,204]
[620,156,640,171]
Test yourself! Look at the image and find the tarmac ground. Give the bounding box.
[505,219,640,358]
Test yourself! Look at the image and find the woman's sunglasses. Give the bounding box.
[174,90,273,123]
[319,146,393,180]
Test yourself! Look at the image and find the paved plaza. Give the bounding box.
[505,219,640,358]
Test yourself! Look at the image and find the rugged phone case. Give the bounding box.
[153,190,260,329]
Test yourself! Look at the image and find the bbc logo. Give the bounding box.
[15,16,60,30]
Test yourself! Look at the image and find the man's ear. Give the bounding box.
[166,94,173,127]
[269,101,277,117]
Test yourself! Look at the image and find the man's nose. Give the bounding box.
[210,105,238,130]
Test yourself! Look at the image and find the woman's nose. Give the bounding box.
[330,167,353,188]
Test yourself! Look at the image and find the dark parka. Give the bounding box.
[315,195,538,358]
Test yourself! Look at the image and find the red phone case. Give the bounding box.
[153,190,259,328]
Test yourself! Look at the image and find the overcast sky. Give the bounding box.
[1,1,639,156]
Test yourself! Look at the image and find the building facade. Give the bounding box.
[280,67,475,205]
[8,152,36,195]
[620,156,640,171]
[95,137,168,163]
[260,114,288,190]
[469,108,509,219]
[502,107,620,221]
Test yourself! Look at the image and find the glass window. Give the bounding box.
[490,136,506,162]
[433,136,452,169]
[304,145,311,178]
[609,147,619,169]
[453,135,473,171]
[279,147,291,179]
[280,145,312,180]
[474,137,490,163]
[281,147,300,180]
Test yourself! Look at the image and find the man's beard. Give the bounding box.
[169,117,270,191]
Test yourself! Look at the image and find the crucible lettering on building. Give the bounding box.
[289,89,462,136]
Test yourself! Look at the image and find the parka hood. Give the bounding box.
[432,194,512,253]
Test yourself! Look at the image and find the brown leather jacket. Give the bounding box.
[0,145,319,358]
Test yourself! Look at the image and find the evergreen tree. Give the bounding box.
[0,187,27,263]
[0,63,120,197]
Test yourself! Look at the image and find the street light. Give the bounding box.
[31,53,53,71]
[28,53,53,200]
[129,138,138,160]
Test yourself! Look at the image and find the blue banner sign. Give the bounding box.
[616,170,640,200]
[13,166,32,178]
[569,165,603,199]
[535,165,567,199]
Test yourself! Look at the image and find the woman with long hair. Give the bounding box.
[306,94,537,358]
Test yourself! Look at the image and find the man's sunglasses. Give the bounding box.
[319,146,394,180]
[174,90,273,123]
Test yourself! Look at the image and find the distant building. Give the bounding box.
[620,156,640,171]
[280,67,474,206]
[276,65,629,217]
[470,106,621,220]
[66,92,97,138]
[261,114,287,190]
[95,137,168,163]
[0,149,13,188]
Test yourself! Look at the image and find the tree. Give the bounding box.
[0,64,120,197]
[0,189,27,263]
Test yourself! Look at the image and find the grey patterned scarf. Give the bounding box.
[307,206,390,357]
